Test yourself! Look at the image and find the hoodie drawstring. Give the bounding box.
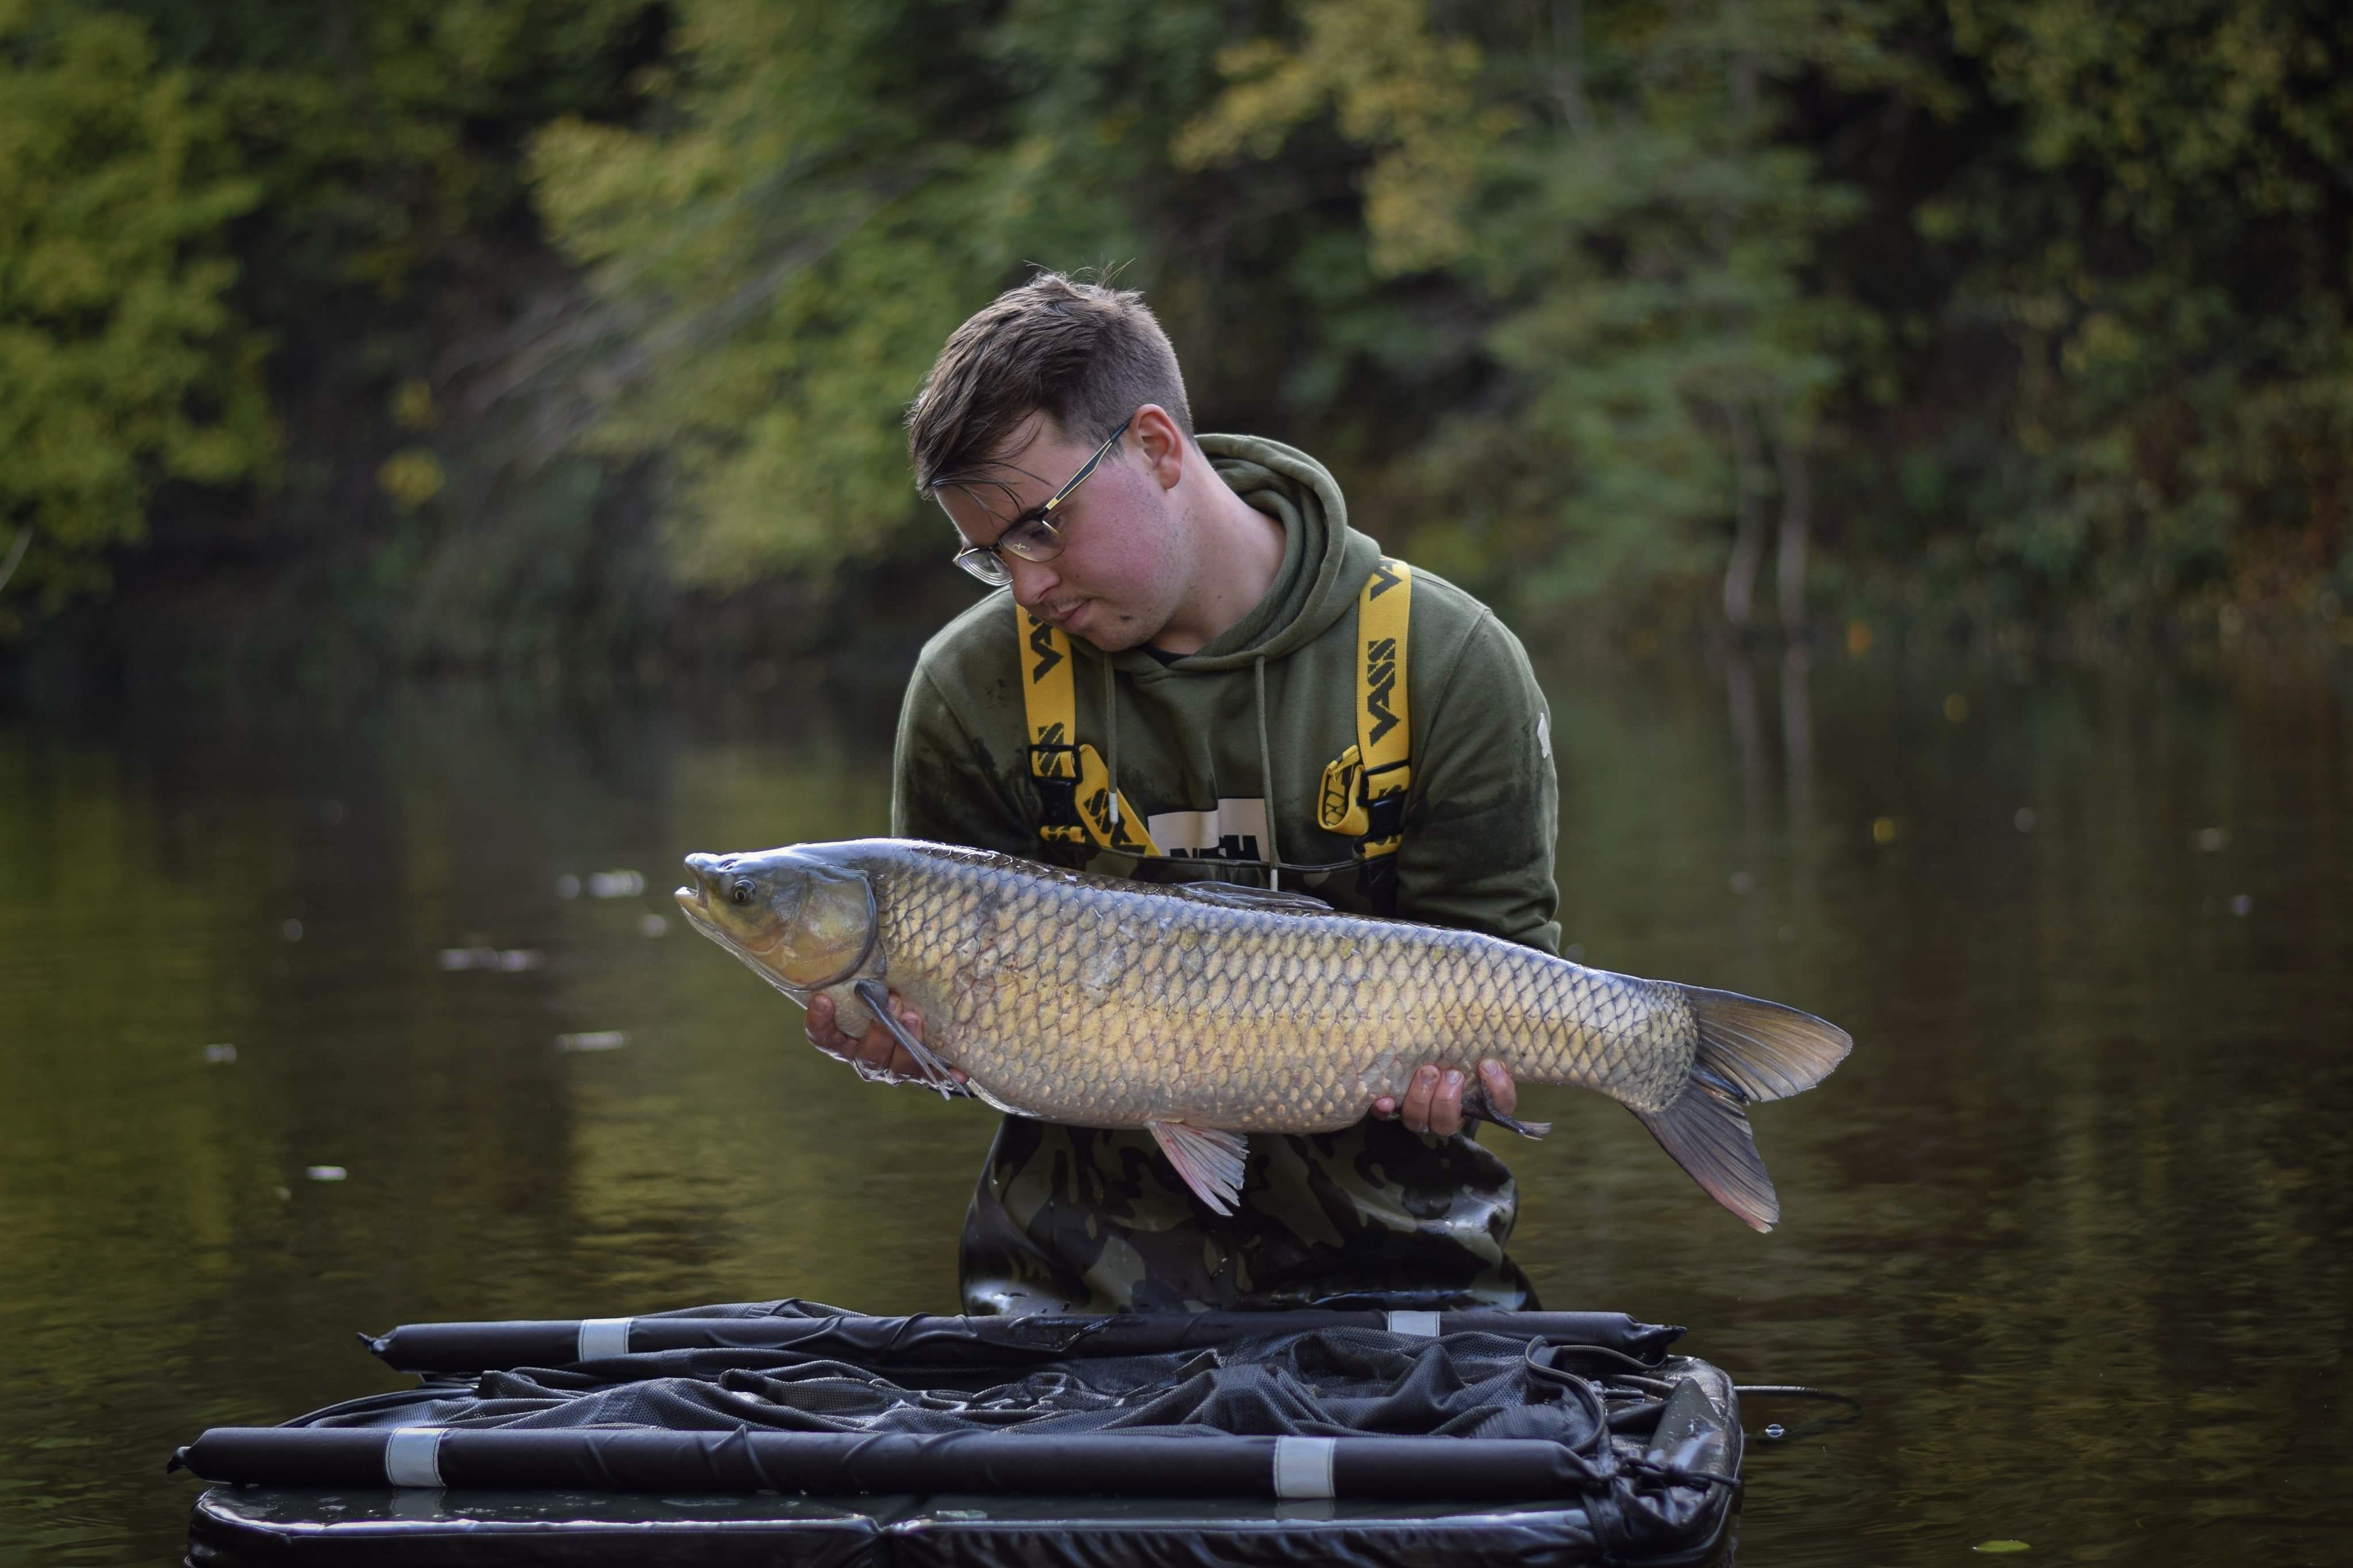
[1253,655,1283,891]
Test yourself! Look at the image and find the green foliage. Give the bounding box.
[113,0,660,291]
[527,0,1245,586]
[0,0,274,612]
[1912,0,2353,621]
[0,0,672,667]
[1178,1,1887,605]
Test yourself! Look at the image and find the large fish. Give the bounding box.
[676,839,1850,1230]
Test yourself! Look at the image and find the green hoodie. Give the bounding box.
[890,432,1560,1315]
[892,433,1561,950]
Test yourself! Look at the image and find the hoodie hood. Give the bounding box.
[1091,432,1383,675]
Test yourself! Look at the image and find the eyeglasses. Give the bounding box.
[949,414,1132,587]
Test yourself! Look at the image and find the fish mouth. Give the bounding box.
[674,853,722,936]
[673,882,719,933]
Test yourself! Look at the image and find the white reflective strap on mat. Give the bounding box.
[1386,1310,1441,1337]
[383,1427,445,1488]
[1272,1436,1337,1499]
[577,1316,632,1360]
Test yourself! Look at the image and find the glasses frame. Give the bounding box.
[950,412,1133,587]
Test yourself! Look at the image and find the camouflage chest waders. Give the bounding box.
[959,1117,1537,1315]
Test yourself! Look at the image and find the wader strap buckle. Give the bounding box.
[1029,741,1085,836]
[1359,759,1409,844]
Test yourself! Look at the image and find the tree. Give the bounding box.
[525,0,1262,588]
[0,1,274,620]
[1179,0,1883,628]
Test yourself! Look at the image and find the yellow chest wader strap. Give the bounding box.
[1018,609,1163,856]
[1315,559,1412,913]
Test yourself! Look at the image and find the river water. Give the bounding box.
[3,640,2348,1566]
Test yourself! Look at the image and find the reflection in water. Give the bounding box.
[2,650,2350,1566]
[1780,644,1814,828]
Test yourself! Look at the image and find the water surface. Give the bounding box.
[2,644,2348,1565]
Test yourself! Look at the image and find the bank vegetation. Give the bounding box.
[4,0,2349,687]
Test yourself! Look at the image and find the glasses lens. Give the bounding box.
[998,518,1064,563]
[954,548,1010,586]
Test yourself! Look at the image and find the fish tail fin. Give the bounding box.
[1679,986,1852,1102]
[1630,987,1852,1232]
[1630,1080,1780,1232]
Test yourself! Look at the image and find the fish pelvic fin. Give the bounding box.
[1630,1079,1780,1233]
[1146,1122,1248,1215]
[1679,985,1852,1102]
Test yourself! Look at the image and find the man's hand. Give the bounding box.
[1372,1058,1516,1137]
[806,991,963,1086]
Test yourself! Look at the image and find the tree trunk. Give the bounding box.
[0,526,30,597]
[1551,0,1595,134]
[1775,430,1812,633]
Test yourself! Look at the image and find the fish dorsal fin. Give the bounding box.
[1146,1122,1249,1215]
[1166,882,1332,917]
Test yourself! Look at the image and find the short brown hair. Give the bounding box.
[907,272,1194,493]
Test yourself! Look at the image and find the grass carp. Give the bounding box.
[675,838,1851,1231]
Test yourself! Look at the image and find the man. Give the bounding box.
[809,272,1561,1314]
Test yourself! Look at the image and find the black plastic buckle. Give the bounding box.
[1031,744,1083,828]
[1359,759,1409,841]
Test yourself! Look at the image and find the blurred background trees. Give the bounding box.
[3,0,2349,688]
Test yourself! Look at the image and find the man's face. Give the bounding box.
[935,413,1187,652]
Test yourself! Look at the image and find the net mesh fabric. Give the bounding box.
[303,1328,1626,1447]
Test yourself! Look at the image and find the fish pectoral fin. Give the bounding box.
[1145,1122,1249,1216]
[1461,1079,1551,1140]
[851,978,967,1099]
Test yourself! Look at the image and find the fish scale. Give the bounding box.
[677,839,1851,1231]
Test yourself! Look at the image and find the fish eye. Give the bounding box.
[730,879,756,906]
